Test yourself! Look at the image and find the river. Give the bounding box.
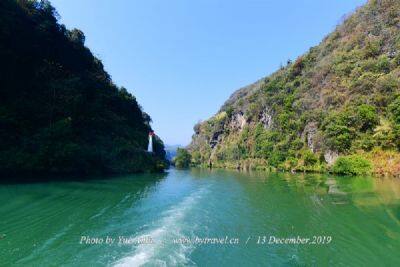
[1,169,399,266]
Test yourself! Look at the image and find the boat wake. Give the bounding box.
[113,187,208,267]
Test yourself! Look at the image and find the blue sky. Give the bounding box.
[50,0,366,146]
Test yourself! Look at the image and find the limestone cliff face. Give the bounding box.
[189,0,400,170]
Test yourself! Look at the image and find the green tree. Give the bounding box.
[356,104,379,132]
[323,112,354,152]
[174,148,192,169]
[303,150,318,166]
[389,96,400,150]
[373,118,396,149]
[389,96,400,124]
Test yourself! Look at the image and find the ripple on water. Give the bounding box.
[113,186,209,267]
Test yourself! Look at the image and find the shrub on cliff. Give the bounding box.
[332,155,372,176]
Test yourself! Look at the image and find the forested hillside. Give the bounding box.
[189,0,400,177]
[0,0,166,177]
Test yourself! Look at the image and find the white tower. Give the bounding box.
[148,131,154,153]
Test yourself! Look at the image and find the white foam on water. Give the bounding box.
[113,187,207,267]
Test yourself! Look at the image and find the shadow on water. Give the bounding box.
[0,170,168,185]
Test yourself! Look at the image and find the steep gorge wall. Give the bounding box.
[189,0,400,174]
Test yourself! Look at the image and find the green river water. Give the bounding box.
[1,169,400,266]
